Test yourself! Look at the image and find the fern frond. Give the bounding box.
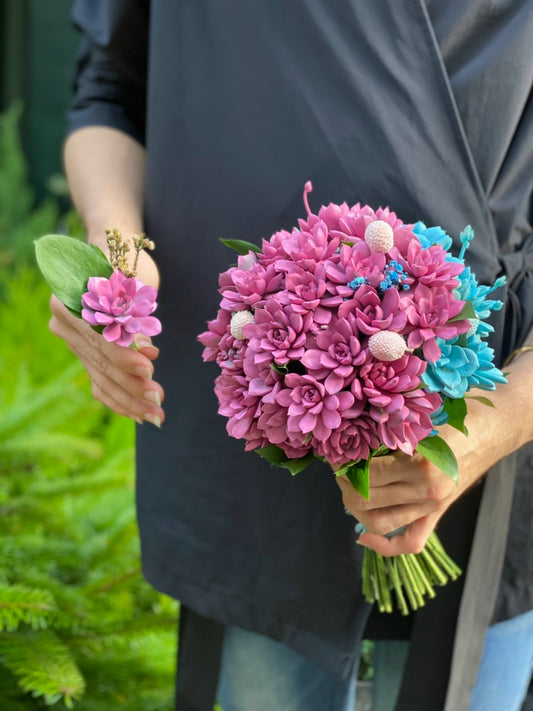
[0,585,56,631]
[0,363,84,438]
[0,630,86,707]
[27,450,132,498]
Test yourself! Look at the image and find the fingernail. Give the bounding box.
[134,417,143,425]
[133,365,153,379]
[144,413,161,429]
[144,390,161,406]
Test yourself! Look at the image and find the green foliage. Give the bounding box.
[0,102,61,275]
[0,105,177,709]
[219,238,261,254]
[256,444,314,475]
[34,235,112,312]
[415,435,459,483]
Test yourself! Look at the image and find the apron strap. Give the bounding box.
[175,606,225,711]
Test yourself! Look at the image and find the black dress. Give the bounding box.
[68,1,533,709]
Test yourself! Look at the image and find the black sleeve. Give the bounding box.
[67,0,149,145]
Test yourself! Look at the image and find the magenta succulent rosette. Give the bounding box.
[81,271,161,347]
[198,182,506,614]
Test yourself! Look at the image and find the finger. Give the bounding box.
[90,373,166,425]
[66,337,165,414]
[368,451,427,487]
[51,313,157,380]
[338,476,454,513]
[357,514,437,556]
[353,501,439,537]
[134,335,160,361]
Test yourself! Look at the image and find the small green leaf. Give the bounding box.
[449,300,476,322]
[281,453,315,475]
[220,238,262,255]
[34,234,112,312]
[256,444,313,476]
[465,395,495,408]
[372,445,390,458]
[335,459,370,500]
[415,435,459,482]
[443,397,468,435]
[271,362,289,375]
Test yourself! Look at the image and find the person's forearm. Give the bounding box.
[64,126,158,286]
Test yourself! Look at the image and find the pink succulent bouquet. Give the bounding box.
[35,229,161,348]
[199,182,507,615]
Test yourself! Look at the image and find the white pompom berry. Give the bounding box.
[230,310,255,340]
[368,331,406,361]
[364,220,394,253]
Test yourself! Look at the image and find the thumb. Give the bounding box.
[134,335,160,360]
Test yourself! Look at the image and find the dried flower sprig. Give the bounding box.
[106,229,155,278]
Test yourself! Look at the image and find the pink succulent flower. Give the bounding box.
[81,270,161,348]
[360,354,427,411]
[372,389,442,455]
[391,239,464,290]
[402,284,470,361]
[215,372,267,440]
[301,315,367,394]
[219,260,283,311]
[314,414,380,466]
[198,309,232,361]
[338,284,407,334]
[275,374,359,441]
[246,301,312,365]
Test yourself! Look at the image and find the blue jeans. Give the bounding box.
[216,609,533,711]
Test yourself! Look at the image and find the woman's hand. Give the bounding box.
[337,447,461,556]
[336,378,531,556]
[49,294,165,427]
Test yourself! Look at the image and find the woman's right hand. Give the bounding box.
[49,294,165,427]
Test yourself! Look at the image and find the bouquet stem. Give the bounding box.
[361,533,461,615]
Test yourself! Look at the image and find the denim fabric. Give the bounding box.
[469,609,533,711]
[217,610,533,711]
[371,610,533,711]
[217,625,357,711]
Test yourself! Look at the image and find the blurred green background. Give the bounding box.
[0,3,178,709]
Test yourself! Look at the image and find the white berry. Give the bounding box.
[364,220,394,253]
[368,331,406,361]
[230,310,255,340]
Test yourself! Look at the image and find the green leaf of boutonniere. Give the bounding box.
[34,235,112,312]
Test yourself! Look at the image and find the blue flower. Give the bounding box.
[412,221,453,251]
[422,340,479,399]
[463,334,507,390]
[422,334,507,398]
[430,402,449,427]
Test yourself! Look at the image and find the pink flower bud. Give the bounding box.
[230,310,255,340]
[364,220,394,253]
[368,330,406,361]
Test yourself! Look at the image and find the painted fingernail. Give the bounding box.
[144,390,161,406]
[144,413,161,429]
